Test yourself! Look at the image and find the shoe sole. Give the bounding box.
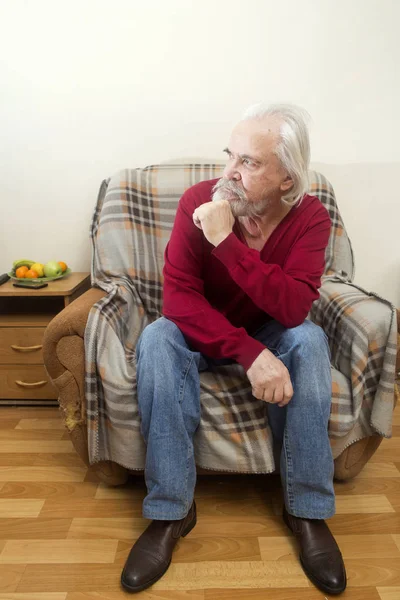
[283,509,346,595]
[121,511,197,593]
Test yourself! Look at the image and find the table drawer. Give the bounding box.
[0,365,57,400]
[0,327,46,364]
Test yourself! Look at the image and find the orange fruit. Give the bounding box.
[16,266,29,278]
[58,261,68,273]
[25,269,39,279]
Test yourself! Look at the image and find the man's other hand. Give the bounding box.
[193,200,235,247]
[246,348,293,407]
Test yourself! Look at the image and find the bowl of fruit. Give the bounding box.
[8,260,71,283]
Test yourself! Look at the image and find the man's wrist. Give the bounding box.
[212,232,231,247]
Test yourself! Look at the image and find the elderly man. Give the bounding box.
[121,104,347,595]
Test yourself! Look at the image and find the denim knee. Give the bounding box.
[279,320,329,359]
[137,317,183,357]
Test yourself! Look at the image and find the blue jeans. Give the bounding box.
[136,317,335,521]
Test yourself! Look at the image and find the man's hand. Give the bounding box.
[246,349,293,407]
[193,200,235,247]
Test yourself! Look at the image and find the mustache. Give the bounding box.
[211,179,247,202]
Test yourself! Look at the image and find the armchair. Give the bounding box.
[43,161,399,485]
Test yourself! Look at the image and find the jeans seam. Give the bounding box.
[179,354,195,514]
[179,355,194,403]
[283,428,295,511]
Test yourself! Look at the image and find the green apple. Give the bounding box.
[44,261,63,278]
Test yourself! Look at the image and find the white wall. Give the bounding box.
[1,0,399,304]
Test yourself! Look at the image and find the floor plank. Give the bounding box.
[0,429,65,440]
[334,494,395,513]
[0,539,118,564]
[377,587,400,600]
[188,515,288,538]
[0,441,73,454]
[344,558,400,586]
[0,408,60,419]
[0,420,20,430]
[0,499,44,518]
[188,496,279,518]
[0,594,67,599]
[0,518,72,539]
[114,536,262,565]
[0,467,86,482]
[370,438,400,462]
[15,563,142,592]
[0,565,26,593]
[139,561,310,590]
[328,514,400,535]
[334,477,400,495]
[0,454,37,467]
[385,493,400,512]
[205,589,381,600]
[163,536,261,564]
[66,593,205,600]
[340,462,400,478]
[67,517,147,541]
[39,498,143,519]
[0,482,98,501]
[392,534,400,551]
[33,453,88,468]
[95,483,148,501]
[259,534,400,560]
[16,418,65,430]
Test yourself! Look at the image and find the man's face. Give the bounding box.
[212,118,293,217]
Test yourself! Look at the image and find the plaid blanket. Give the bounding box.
[84,162,398,473]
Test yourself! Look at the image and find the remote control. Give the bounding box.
[0,273,10,286]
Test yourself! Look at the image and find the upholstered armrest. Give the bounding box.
[310,278,398,437]
[43,286,107,378]
[43,286,107,431]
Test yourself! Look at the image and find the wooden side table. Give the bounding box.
[0,272,91,405]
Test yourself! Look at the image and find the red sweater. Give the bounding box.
[162,178,331,372]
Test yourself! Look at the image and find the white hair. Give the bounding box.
[242,102,311,207]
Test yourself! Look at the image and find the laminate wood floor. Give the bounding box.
[0,405,399,599]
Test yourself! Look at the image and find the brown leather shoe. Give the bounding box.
[283,506,346,595]
[121,501,196,593]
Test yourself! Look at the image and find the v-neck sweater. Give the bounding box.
[162,178,331,372]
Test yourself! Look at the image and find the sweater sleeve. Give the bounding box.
[211,205,331,328]
[162,189,266,371]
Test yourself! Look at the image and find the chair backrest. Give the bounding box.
[90,161,354,318]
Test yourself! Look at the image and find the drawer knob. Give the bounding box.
[11,344,42,353]
[15,380,47,388]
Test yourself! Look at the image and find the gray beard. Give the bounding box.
[211,179,270,217]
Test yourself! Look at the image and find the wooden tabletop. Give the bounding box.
[0,272,91,297]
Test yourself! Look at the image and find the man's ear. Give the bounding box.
[280,175,293,192]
